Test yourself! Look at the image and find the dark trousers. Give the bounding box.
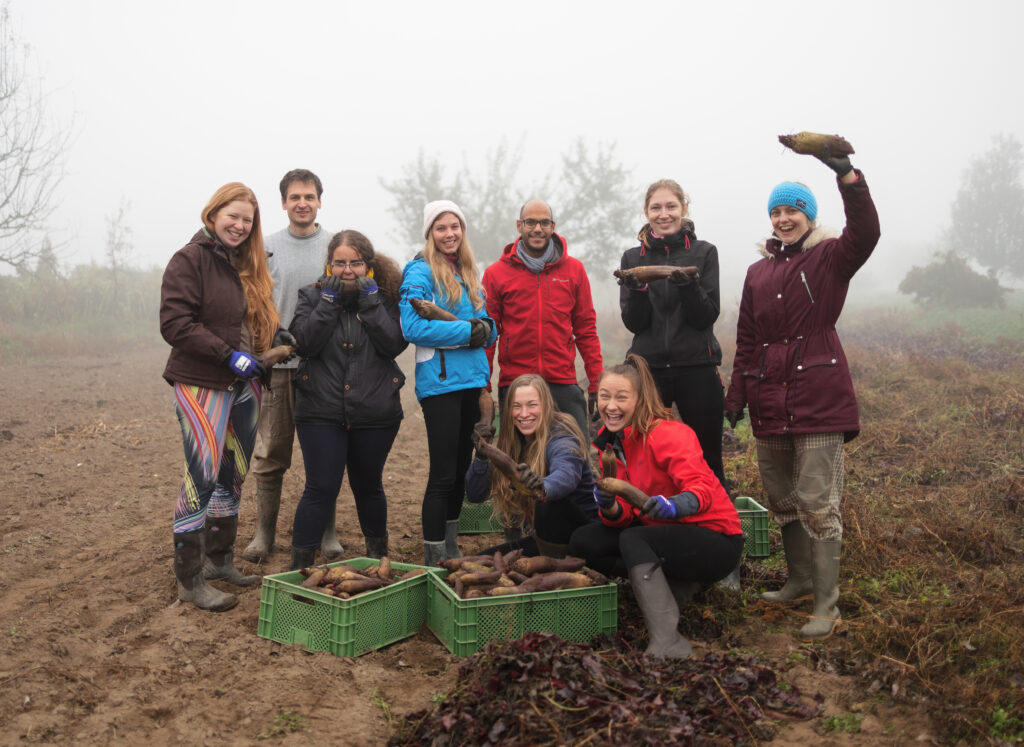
[569,521,742,583]
[535,499,593,544]
[421,388,480,542]
[293,422,399,549]
[650,365,725,485]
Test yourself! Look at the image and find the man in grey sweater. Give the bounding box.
[243,169,342,562]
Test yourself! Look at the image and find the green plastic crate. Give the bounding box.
[457,499,504,534]
[735,495,770,557]
[257,557,438,657]
[426,571,618,657]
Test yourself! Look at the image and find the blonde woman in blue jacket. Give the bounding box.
[400,201,496,565]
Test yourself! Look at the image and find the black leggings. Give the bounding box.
[569,521,743,583]
[535,500,594,544]
[293,422,398,549]
[421,388,480,542]
[651,365,725,485]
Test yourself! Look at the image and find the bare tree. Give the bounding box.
[0,4,71,271]
[105,199,133,306]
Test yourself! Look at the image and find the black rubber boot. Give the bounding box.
[423,541,446,568]
[629,562,693,659]
[174,530,237,612]
[364,534,389,560]
[320,501,344,562]
[444,520,461,559]
[242,477,281,563]
[534,537,569,559]
[290,545,317,572]
[203,515,259,586]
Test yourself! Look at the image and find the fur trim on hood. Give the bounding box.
[756,225,841,258]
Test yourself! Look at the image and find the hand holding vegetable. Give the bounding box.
[355,276,380,311]
[319,275,344,306]
[515,464,545,495]
[588,391,599,420]
[226,351,265,380]
[614,270,647,291]
[669,266,700,286]
[642,492,699,520]
[468,318,490,348]
[724,409,744,429]
[471,421,495,452]
[815,144,854,178]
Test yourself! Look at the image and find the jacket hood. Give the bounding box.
[500,233,568,266]
[757,225,841,259]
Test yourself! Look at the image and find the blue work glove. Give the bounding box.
[319,275,344,306]
[226,351,265,380]
[468,318,490,348]
[355,276,379,311]
[594,486,618,511]
[642,492,699,520]
[816,144,854,178]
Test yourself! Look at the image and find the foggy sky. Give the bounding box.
[10,0,1024,304]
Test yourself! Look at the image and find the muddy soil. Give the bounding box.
[0,347,937,745]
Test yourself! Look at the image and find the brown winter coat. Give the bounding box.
[160,229,246,390]
[724,172,880,440]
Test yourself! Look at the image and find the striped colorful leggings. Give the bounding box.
[172,381,262,534]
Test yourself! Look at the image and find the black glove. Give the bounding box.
[272,329,297,347]
[816,144,853,178]
[468,318,489,348]
[669,267,700,286]
[470,421,495,449]
[642,492,700,520]
[614,270,646,291]
[588,391,599,420]
[355,276,380,311]
[724,409,745,429]
[319,275,344,306]
[515,464,545,494]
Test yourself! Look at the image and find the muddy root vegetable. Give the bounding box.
[488,585,526,596]
[507,570,528,584]
[477,390,496,441]
[476,441,544,498]
[600,445,617,479]
[442,555,494,572]
[300,569,325,588]
[459,570,503,586]
[596,477,651,512]
[464,588,487,599]
[398,568,428,580]
[520,572,593,592]
[336,577,386,594]
[581,568,610,586]
[378,556,391,578]
[261,344,296,369]
[410,298,459,322]
[512,556,586,576]
[778,131,855,158]
[502,549,524,568]
[613,265,698,286]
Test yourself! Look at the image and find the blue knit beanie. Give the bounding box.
[767,182,817,222]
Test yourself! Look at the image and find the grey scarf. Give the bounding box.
[515,238,559,273]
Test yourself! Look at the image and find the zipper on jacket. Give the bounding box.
[439,350,447,381]
[800,271,815,304]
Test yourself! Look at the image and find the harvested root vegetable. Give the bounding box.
[581,568,610,586]
[520,572,592,592]
[261,344,296,369]
[613,265,698,285]
[596,477,650,512]
[476,441,544,498]
[410,298,459,322]
[459,570,503,586]
[600,445,617,479]
[778,131,855,157]
[399,568,427,580]
[378,556,391,578]
[335,577,385,594]
[512,556,586,576]
[477,391,495,441]
[300,569,325,588]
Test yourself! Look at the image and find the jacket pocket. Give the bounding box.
[795,353,838,372]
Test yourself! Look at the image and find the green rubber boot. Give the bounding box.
[799,539,842,641]
[761,521,814,602]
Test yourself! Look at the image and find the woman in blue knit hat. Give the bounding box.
[724,145,880,641]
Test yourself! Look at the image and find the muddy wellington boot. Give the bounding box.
[203,515,259,586]
[242,478,282,563]
[761,521,814,602]
[534,537,569,559]
[364,534,389,560]
[320,502,345,562]
[629,562,693,659]
[444,520,462,559]
[174,530,237,612]
[799,540,842,641]
[423,541,447,568]
[290,545,317,571]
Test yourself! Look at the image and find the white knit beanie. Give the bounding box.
[422,200,467,239]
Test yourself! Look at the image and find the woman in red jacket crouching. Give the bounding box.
[569,354,742,659]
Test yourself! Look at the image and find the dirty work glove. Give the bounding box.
[516,464,546,494]
[355,276,380,311]
[319,275,344,306]
[226,351,265,381]
[471,421,495,449]
[724,409,745,429]
[669,267,700,286]
[816,144,854,178]
[468,318,490,348]
[642,492,699,520]
[588,391,599,420]
[272,329,297,348]
[614,270,646,291]
[594,486,621,518]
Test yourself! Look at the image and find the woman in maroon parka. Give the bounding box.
[724,147,880,641]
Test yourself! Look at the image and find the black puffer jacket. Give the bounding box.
[619,223,722,368]
[290,280,408,427]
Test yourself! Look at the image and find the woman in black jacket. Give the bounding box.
[617,179,725,486]
[288,230,408,567]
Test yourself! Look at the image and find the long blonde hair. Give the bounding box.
[491,374,586,527]
[423,212,485,312]
[201,182,278,353]
[599,354,672,437]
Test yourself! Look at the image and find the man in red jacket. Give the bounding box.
[482,199,604,440]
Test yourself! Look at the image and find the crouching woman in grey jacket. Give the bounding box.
[288,230,408,568]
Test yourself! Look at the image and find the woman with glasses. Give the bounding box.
[400,200,496,566]
[287,230,408,568]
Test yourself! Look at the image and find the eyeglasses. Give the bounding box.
[331,260,366,269]
[521,219,553,229]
